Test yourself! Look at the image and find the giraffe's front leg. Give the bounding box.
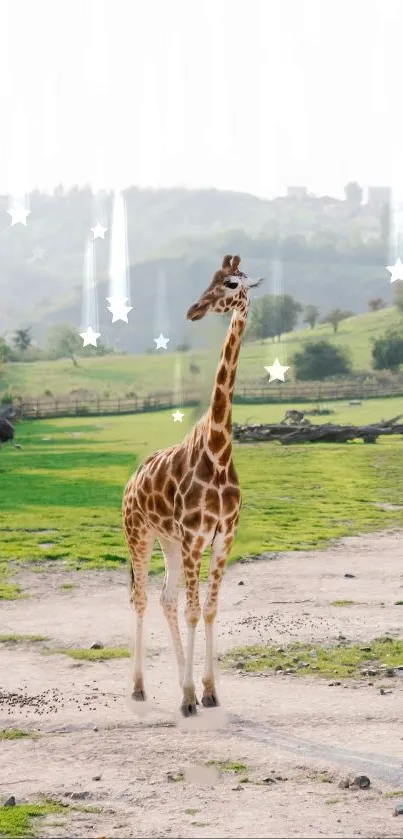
[181,537,203,717]
[202,529,234,708]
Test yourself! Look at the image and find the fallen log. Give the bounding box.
[233,415,403,445]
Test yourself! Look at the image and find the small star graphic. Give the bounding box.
[172,409,184,422]
[7,207,30,226]
[386,258,403,283]
[106,296,133,323]
[91,222,107,239]
[154,333,170,350]
[264,357,290,382]
[79,326,101,347]
[32,246,44,261]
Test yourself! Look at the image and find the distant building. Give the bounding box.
[366,186,392,209]
[287,186,308,200]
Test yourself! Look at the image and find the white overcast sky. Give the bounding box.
[0,0,402,199]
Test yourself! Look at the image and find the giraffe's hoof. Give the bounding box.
[202,691,219,708]
[180,701,197,718]
[132,688,146,702]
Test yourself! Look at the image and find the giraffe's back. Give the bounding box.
[123,442,241,547]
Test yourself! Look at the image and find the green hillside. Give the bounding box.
[1,306,401,400]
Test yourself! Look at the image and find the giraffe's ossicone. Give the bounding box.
[123,255,263,716]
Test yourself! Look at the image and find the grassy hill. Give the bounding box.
[1,306,401,400]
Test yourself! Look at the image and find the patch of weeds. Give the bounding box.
[0,801,64,838]
[384,790,403,799]
[184,808,199,816]
[167,772,184,782]
[0,729,38,740]
[221,638,403,680]
[318,772,334,784]
[206,760,248,774]
[191,822,210,828]
[0,634,48,644]
[326,797,341,805]
[60,583,75,590]
[331,600,355,607]
[394,600,403,606]
[49,647,130,661]
[0,581,22,600]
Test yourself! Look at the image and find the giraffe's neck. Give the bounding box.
[205,307,246,455]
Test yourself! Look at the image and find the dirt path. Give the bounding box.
[1,531,403,838]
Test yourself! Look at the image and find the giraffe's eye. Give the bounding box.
[224,280,239,291]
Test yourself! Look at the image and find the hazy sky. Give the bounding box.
[0,0,402,200]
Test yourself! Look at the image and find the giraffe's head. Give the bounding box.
[186,255,263,322]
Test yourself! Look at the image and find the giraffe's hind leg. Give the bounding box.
[158,537,186,687]
[201,529,234,708]
[128,528,155,701]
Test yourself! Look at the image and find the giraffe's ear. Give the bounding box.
[231,255,241,271]
[221,254,233,270]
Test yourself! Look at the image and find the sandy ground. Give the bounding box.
[1,530,403,838]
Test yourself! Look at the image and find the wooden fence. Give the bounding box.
[7,381,403,420]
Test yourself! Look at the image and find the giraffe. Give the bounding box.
[122,255,263,716]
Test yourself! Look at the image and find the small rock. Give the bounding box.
[380,688,392,695]
[70,791,90,800]
[274,664,283,672]
[93,725,99,732]
[92,775,101,781]
[338,778,350,789]
[328,681,342,686]
[238,580,244,586]
[284,668,296,675]
[262,777,277,784]
[352,775,370,789]
[90,641,104,650]
[394,803,403,816]
[3,796,16,807]
[344,573,355,578]
[360,646,371,652]
[385,668,396,677]
[338,633,346,640]
[231,785,244,791]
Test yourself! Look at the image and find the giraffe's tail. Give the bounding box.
[129,560,134,600]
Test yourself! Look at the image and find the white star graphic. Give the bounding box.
[386,258,403,283]
[106,296,133,323]
[79,326,101,347]
[32,246,44,261]
[264,357,290,382]
[7,207,30,226]
[91,222,107,239]
[153,333,170,350]
[172,409,184,422]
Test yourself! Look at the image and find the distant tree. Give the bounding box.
[45,324,81,367]
[344,181,363,206]
[321,307,354,333]
[13,327,32,353]
[372,329,403,371]
[368,297,386,312]
[0,337,11,363]
[293,341,352,381]
[303,304,320,329]
[176,341,190,352]
[248,293,302,342]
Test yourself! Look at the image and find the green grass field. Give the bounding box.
[1,397,403,598]
[1,307,401,399]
